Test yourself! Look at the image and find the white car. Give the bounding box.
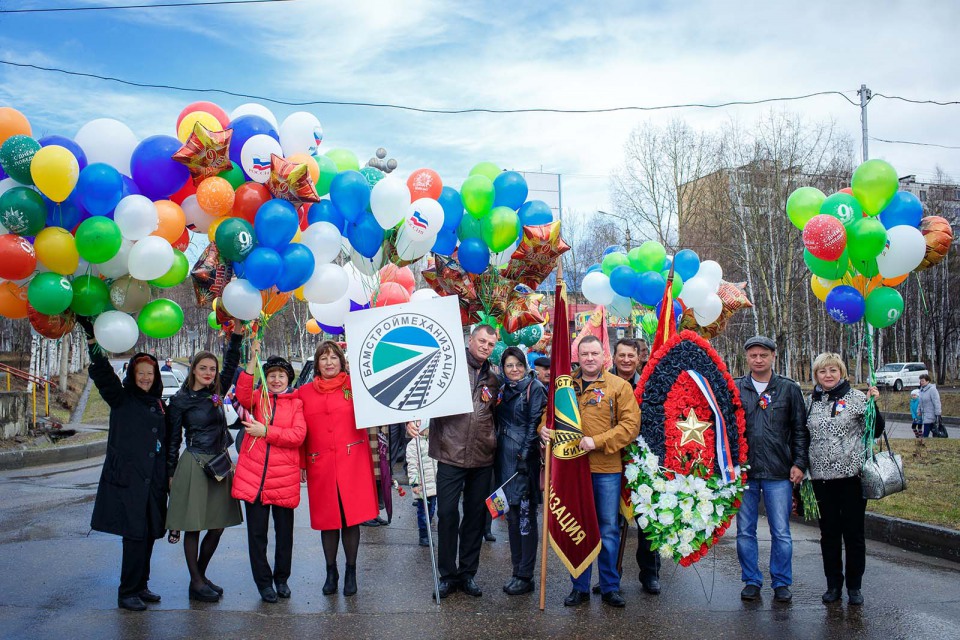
[160,371,182,402]
[874,362,928,391]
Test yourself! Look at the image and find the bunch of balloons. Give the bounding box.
[788,159,953,328]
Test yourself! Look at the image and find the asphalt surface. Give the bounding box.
[0,457,958,640]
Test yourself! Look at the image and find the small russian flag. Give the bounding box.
[485,487,509,519]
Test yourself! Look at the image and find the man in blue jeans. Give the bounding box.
[734,336,809,603]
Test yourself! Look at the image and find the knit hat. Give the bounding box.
[263,356,295,385]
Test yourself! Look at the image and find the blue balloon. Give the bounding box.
[44,192,86,230]
[633,271,666,306]
[518,200,553,226]
[602,244,626,257]
[458,237,490,274]
[0,163,6,180]
[493,171,529,210]
[307,199,346,233]
[233,261,246,278]
[878,191,923,229]
[75,163,123,216]
[346,214,384,258]
[609,265,637,297]
[121,174,141,197]
[349,299,370,312]
[276,244,315,292]
[655,299,684,324]
[329,171,371,222]
[244,247,283,290]
[254,199,299,249]
[432,228,458,255]
[825,285,865,324]
[228,115,279,172]
[586,263,602,274]
[439,186,464,231]
[318,322,344,335]
[130,135,189,200]
[38,135,88,172]
[673,249,700,281]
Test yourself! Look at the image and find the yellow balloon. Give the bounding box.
[30,145,79,203]
[293,285,305,301]
[208,217,224,242]
[177,111,223,143]
[810,274,837,302]
[34,226,80,275]
[292,227,302,243]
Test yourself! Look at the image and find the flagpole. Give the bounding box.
[414,428,442,605]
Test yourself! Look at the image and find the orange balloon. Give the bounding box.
[287,153,319,185]
[196,176,235,217]
[208,217,224,242]
[261,286,292,316]
[0,281,29,319]
[0,107,31,146]
[306,318,321,335]
[152,200,187,243]
[882,274,908,287]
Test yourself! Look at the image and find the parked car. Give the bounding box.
[160,371,182,402]
[874,362,928,391]
[294,358,314,388]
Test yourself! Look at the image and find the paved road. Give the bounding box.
[0,457,958,640]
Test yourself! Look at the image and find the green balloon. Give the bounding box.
[207,311,221,330]
[0,135,41,185]
[786,186,826,230]
[851,256,879,278]
[502,329,521,346]
[149,250,189,288]
[852,159,898,216]
[324,148,359,173]
[215,217,256,262]
[602,252,629,276]
[480,206,521,252]
[670,273,684,298]
[0,187,47,236]
[489,340,507,364]
[216,163,246,190]
[847,218,886,262]
[631,240,666,272]
[137,298,184,339]
[27,272,73,315]
[819,193,862,228]
[457,215,482,241]
[864,287,903,328]
[313,154,338,196]
[804,249,848,279]
[469,161,501,182]
[70,275,111,316]
[521,324,543,347]
[75,216,122,264]
[360,166,385,188]
[461,175,495,219]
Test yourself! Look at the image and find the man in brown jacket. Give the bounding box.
[407,324,499,599]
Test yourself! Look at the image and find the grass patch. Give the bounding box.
[81,390,111,425]
[874,388,960,417]
[866,438,960,530]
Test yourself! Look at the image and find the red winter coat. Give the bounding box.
[294,375,378,530]
[231,371,307,509]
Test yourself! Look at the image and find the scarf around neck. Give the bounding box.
[312,371,350,394]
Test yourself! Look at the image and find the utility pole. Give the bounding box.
[858,84,872,162]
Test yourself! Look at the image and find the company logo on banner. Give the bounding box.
[346,296,471,429]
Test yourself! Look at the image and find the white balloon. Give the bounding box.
[490,240,519,267]
[308,294,350,328]
[350,247,385,276]
[279,111,323,156]
[128,237,174,281]
[75,119,138,176]
[303,263,349,303]
[114,195,159,240]
[0,177,24,199]
[94,311,139,353]
[240,134,282,184]
[344,262,377,306]
[877,225,926,278]
[679,276,711,308]
[369,176,410,229]
[697,260,723,286]
[72,258,91,279]
[221,278,263,321]
[403,198,444,241]
[608,294,633,319]
[581,271,615,306]
[694,293,723,326]
[300,221,342,264]
[229,103,279,130]
[394,228,433,262]
[97,239,134,279]
[181,195,216,233]
[409,288,439,302]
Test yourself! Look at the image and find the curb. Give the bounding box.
[0,438,107,471]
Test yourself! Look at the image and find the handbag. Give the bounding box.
[861,432,906,500]
[193,450,234,482]
[933,417,949,439]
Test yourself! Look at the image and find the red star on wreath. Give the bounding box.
[266,154,320,204]
[171,122,233,185]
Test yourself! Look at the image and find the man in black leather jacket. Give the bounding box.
[734,336,808,604]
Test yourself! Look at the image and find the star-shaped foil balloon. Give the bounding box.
[172,123,233,185]
[266,154,320,204]
[502,290,545,333]
[503,221,571,290]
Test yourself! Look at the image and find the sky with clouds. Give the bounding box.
[0,0,958,216]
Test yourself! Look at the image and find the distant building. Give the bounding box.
[897,175,960,218]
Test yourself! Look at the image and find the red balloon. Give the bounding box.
[839,187,853,195]
[27,305,75,339]
[172,227,191,252]
[372,282,411,307]
[170,177,197,205]
[232,182,272,225]
[0,234,37,280]
[407,168,443,201]
[802,214,847,261]
[176,101,230,130]
[380,264,415,294]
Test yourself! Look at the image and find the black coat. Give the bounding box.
[495,373,547,505]
[735,373,810,480]
[166,335,242,476]
[89,350,168,541]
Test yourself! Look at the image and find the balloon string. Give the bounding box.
[914,273,929,312]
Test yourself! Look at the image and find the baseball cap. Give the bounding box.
[743,336,777,351]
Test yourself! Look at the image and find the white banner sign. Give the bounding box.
[345,295,472,430]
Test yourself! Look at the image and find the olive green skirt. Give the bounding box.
[166,451,243,532]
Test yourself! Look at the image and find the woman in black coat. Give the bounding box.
[495,346,547,596]
[80,318,168,612]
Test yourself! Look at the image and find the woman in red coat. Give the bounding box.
[231,338,307,603]
[294,340,377,597]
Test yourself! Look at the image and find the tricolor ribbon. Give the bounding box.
[685,369,736,484]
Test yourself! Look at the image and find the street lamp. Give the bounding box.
[597,210,631,250]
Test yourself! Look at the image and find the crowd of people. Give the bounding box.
[81,317,886,612]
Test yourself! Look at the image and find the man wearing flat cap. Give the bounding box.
[734,336,808,604]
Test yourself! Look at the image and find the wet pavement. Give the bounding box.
[1,457,958,640]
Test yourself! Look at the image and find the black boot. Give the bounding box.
[322,565,339,596]
[343,564,357,596]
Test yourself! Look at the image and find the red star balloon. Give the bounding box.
[172,122,233,185]
[266,154,320,204]
[503,221,570,289]
[502,290,545,333]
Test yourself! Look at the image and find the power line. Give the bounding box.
[0,59,860,113]
[871,136,960,150]
[0,0,295,13]
[872,93,960,107]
